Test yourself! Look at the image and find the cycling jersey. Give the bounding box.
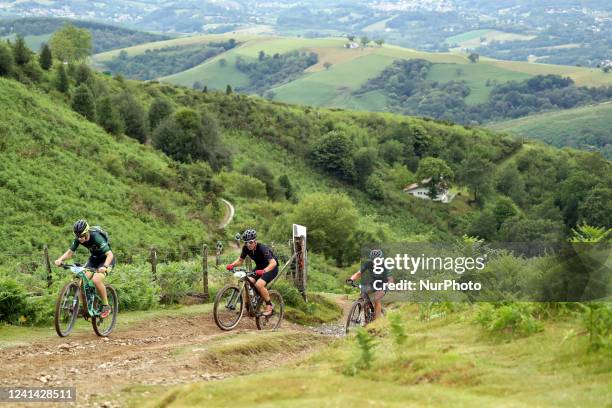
[69,229,112,258]
[359,260,390,287]
[240,243,277,270]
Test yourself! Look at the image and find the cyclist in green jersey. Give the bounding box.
[54,219,115,318]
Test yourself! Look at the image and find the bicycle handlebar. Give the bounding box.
[59,263,96,272]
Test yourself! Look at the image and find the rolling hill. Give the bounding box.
[92,34,612,114]
[488,102,612,159]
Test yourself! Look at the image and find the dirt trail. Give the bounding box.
[0,312,323,408]
[0,295,356,408]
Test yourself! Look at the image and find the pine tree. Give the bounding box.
[39,43,53,70]
[71,84,95,121]
[116,91,147,143]
[0,41,14,76]
[75,63,91,85]
[226,84,233,94]
[55,63,69,93]
[96,95,124,135]
[148,97,173,131]
[12,34,31,66]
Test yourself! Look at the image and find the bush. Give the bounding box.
[0,277,29,324]
[107,264,160,311]
[474,302,543,337]
[579,303,612,353]
[156,260,201,304]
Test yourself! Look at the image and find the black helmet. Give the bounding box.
[73,219,90,237]
[241,229,257,241]
[369,249,383,259]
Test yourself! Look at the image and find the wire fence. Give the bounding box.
[1,239,301,301]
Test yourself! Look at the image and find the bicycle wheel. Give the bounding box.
[92,285,118,337]
[255,290,284,330]
[54,282,80,337]
[213,284,244,331]
[345,300,368,334]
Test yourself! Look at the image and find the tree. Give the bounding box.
[258,50,265,61]
[354,147,377,186]
[468,52,479,63]
[148,97,173,131]
[291,192,359,265]
[55,63,69,93]
[360,36,370,48]
[375,39,384,47]
[49,23,92,62]
[309,130,356,182]
[115,91,147,143]
[226,84,233,94]
[379,139,404,165]
[71,84,96,121]
[416,157,453,182]
[459,152,494,205]
[245,164,281,200]
[153,108,229,170]
[96,95,124,135]
[39,43,53,70]
[192,81,203,90]
[492,197,519,230]
[347,35,355,42]
[12,34,32,66]
[578,187,612,228]
[278,174,295,201]
[0,42,15,76]
[365,174,385,200]
[324,62,332,70]
[497,217,563,241]
[75,63,91,85]
[495,164,525,206]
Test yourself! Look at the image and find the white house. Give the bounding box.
[403,177,453,203]
[345,41,360,49]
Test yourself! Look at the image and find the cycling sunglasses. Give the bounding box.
[246,240,256,245]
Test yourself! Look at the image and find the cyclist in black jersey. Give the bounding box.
[346,249,393,320]
[226,229,278,316]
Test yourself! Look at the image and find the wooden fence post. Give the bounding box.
[150,247,157,281]
[43,245,52,288]
[202,244,209,301]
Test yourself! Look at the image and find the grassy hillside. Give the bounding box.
[92,35,612,113]
[0,78,220,259]
[125,305,612,407]
[489,102,612,159]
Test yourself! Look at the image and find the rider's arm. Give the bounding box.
[230,257,244,268]
[102,251,114,268]
[349,270,362,282]
[54,249,74,266]
[262,258,277,273]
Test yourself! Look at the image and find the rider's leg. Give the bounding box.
[255,279,270,302]
[372,290,385,319]
[92,273,108,305]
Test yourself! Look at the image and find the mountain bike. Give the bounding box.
[345,281,376,334]
[213,267,284,331]
[54,264,118,337]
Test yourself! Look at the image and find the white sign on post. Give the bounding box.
[292,224,307,297]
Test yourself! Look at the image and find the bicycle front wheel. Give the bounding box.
[92,284,118,337]
[345,300,368,334]
[213,284,244,331]
[54,282,80,337]
[255,290,284,330]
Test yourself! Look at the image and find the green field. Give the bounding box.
[92,34,612,113]
[488,102,612,158]
[2,33,51,51]
[125,306,611,407]
[446,29,535,48]
[427,63,531,105]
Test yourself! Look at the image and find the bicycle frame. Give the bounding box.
[231,269,262,317]
[63,264,103,317]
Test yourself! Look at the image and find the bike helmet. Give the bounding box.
[73,219,90,237]
[241,229,257,241]
[369,249,383,259]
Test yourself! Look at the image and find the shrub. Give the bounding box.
[0,277,29,324]
[156,261,201,304]
[475,302,543,337]
[107,264,160,311]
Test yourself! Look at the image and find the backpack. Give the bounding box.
[91,226,110,244]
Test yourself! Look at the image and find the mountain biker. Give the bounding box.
[346,249,393,320]
[54,219,115,319]
[226,229,278,316]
